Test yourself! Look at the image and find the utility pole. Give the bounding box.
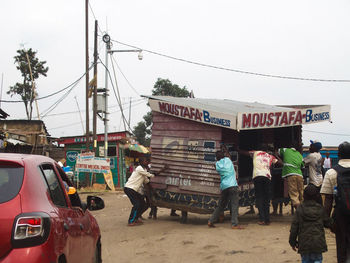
[0,73,3,108]
[102,34,111,157]
[93,20,98,153]
[85,0,90,151]
[128,97,132,129]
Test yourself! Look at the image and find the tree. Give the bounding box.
[8,48,49,120]
[133,78,190,146]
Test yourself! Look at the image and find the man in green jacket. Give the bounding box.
[289,184,332,263]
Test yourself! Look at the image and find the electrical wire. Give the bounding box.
[42,98,144,117]
[98,57,136,134]
[303,129,350,137]
[40,63,95,118]
[110,54,140,96]
[88,0,103,34]
[48,98,146,131]
[111,39,350,83]
[1,62,98,103]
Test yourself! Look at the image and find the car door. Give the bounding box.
[54,164,95,263]
[40,163,83,263]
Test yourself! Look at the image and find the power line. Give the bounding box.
[1,63,97,103]
[88,0,103,34]
[42,98,144,117]
[110,54,140,96]
[98,57,136,134]
[111,39,350,83]
[49,99,146,131]
[303,129,350,137]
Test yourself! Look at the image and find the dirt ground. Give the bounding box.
[83,191,337,263]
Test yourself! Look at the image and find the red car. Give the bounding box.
[0,153,104,263]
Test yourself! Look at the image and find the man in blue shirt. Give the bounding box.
[208,151,244,229]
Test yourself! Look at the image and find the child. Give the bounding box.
[289,184,332,263]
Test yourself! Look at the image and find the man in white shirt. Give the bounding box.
[304,140,324,189]
[124,157,154,226]
[320,141,350,263]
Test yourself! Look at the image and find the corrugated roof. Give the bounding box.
[144,95,295,116]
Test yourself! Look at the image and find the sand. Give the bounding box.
[84,191,337,263]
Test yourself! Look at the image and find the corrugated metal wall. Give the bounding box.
[150,112,222,195]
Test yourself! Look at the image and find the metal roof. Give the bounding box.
[144,95,293,116]
[145,95,331,131]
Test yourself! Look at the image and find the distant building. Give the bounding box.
[0,120,50,155]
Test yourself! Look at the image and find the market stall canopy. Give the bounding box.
[126,143,149,154]
[144,96,331,131]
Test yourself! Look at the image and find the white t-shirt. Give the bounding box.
[249,151,278,180]
[125,165,154,192]
[304,152,323,187]
[323,157,331,169]
[320,159,350,195]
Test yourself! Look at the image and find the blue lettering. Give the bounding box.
[203,110,210,122]
[306,109,313,122]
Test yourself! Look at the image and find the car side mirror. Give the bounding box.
[87,196,105,211]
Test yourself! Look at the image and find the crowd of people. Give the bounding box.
[123,141,350,263]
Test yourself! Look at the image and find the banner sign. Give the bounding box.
[237,105,331,130]
[149,99,237,130]
[149,99,331,131]
[75,152,110,173]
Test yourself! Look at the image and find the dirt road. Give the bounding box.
[84,191,337,263]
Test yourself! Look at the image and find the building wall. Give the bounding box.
[150,111,222,198]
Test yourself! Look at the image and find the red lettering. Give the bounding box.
[280,112,288,125]
[252,113,259,127]
[288,111,295,125]
[266,113,274,126]
[242,114,252,128]
[195,109,202,121]
[274,112,282,126]
[294,111,302,124]
[174,105,179,115]
[259,113,267,127]
[179,106,184,116]
[190,108,195,119]
[183,107,190,118]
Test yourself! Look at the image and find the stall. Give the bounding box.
[146,96,331,215]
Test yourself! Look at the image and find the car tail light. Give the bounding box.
[12,212,51,248]
[14,217,43,240]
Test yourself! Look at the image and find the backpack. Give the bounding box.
[333,165,350,216]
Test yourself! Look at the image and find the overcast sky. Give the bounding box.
[1,0,350,146]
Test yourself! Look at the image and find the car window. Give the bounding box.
[55,165,82,208]
[0,166,24,204]
[40,164,67,207]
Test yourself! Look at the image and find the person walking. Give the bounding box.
[321,141,350,263]
[289,184,332,263]
[208,151,244,229]
[323,152,332,174]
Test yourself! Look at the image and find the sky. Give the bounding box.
[1,0,350,146]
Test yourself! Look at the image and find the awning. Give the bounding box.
[125,143,149,154]
[145,96,331,131]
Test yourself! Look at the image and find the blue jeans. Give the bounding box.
[301,253,323,263]
[209,186,239,226]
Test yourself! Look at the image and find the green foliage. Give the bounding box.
[8,48,49,120]
[152,78,190,97]
[133,78,189,146]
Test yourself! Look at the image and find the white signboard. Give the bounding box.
[149,99,237,130]
[75,152,110,173]
[237,105,331,130]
